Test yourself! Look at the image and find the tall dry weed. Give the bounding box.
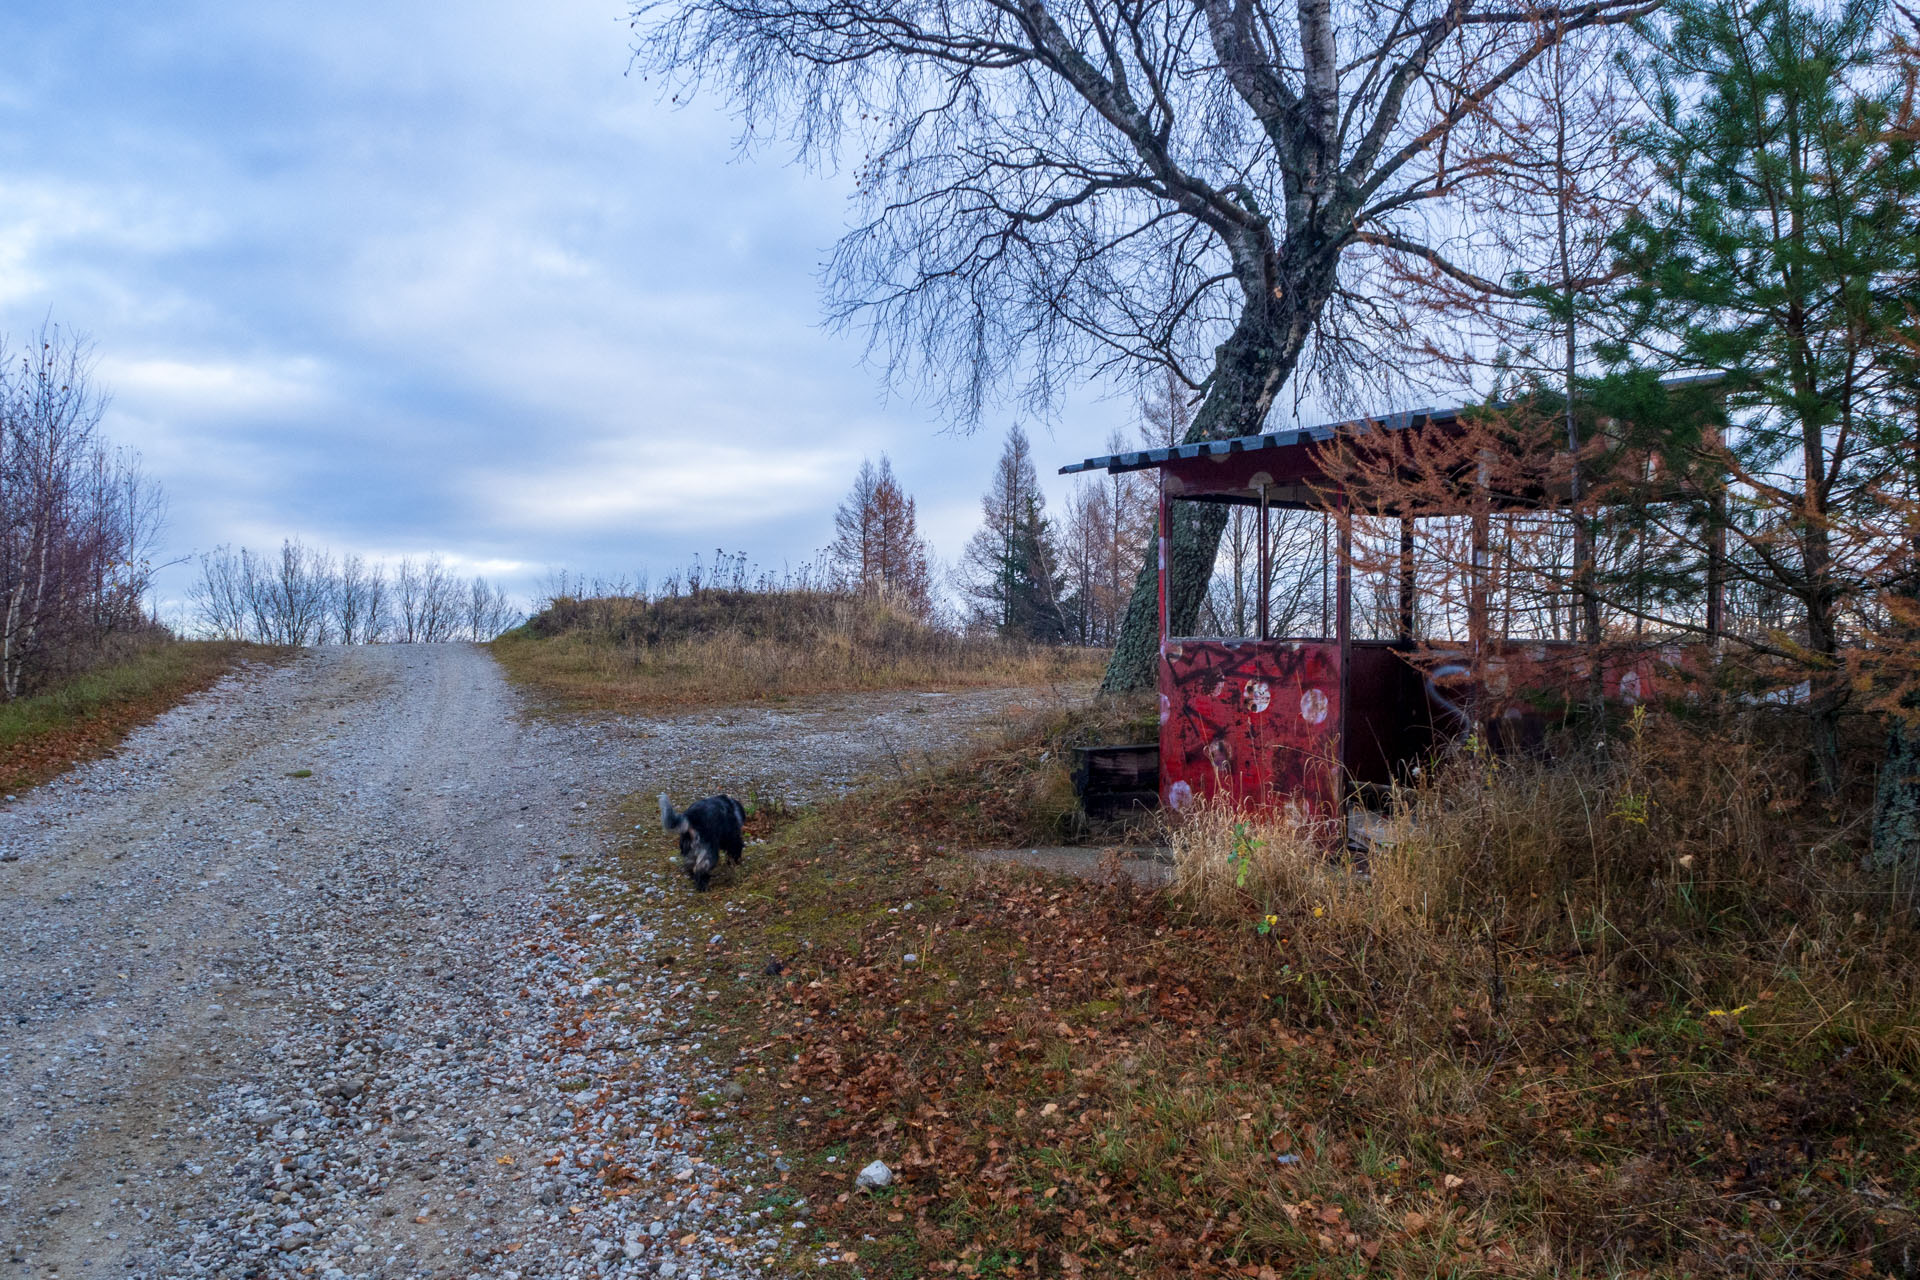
[1171,710,1920,1066]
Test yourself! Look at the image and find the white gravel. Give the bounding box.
[0,644,1060,1279]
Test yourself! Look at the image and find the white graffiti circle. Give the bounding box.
[1244,680,1271,713]
[1167,780,1194,811]
[1299,688,1330,725]
[1619,669,1642,704]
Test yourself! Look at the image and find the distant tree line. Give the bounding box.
[820,427,1311,647]
[0,323,164,698]
[190,542,519,645]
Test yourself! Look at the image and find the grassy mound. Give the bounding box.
[492,590,1107,711]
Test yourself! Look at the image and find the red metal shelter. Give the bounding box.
[1061,388,1715,823]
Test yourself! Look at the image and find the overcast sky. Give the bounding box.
[1,2,1211,617]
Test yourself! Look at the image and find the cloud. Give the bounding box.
[0,0,1135,615]
[478,437,853,534]
[99,355,331,418]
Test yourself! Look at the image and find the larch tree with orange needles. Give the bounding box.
[829,456,935,619]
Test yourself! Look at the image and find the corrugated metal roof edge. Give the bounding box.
[1057,372,1725,477]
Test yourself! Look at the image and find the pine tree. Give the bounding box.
[1606,0,1920,792]
[960,426,1068,640]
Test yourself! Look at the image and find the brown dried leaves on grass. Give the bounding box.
[632,707,1920,1278]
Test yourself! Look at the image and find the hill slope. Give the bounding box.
[492,590,1105,710]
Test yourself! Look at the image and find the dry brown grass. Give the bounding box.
[490,590,1106,711]
[1173,710,1920,1072]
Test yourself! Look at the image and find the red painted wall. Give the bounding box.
[1158,639,1343,819]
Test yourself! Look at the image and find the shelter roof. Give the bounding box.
[1057,374,1722,510]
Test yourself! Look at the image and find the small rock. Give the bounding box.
[720,1082,745,1103]
[856,1160,893,1190]
[902,954,917,964]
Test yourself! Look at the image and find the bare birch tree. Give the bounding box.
[394,558,425,644]
[334,553,381,645]
[189,546,251,642]
[633,0,1659,688]
[418,556,460,642]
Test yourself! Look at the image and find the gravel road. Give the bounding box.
[0,644,1059,1280]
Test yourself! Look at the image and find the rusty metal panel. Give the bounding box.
[1159,639,1341,818]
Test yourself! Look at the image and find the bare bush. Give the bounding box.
[189,544,520,645]
[463,576,519,641]
[0,323,165,697]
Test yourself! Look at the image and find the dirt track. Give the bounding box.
[0,644,1060,1280]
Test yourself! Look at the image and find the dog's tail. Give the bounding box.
[659,793,688,834]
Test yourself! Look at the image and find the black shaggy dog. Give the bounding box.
[658,793,746,892]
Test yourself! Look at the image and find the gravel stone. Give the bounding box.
[0,644,1049,1278]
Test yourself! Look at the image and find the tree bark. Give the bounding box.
[1100,281,1325,691]
[1103,500,1233,692]
[1871,709,1920,882]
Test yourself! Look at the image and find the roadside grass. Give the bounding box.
[596,705,1920,1278]
[490,590,1107,711]
[0,639,285,794]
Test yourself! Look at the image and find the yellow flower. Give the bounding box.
[1264,914,1279,927]
[1311,905,1325,919]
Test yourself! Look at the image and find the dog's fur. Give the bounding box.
[659,792,746,892]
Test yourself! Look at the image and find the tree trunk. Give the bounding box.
[1103,500,1232,692]
[1100,275,1326,692]
[1871,708,1920,883]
